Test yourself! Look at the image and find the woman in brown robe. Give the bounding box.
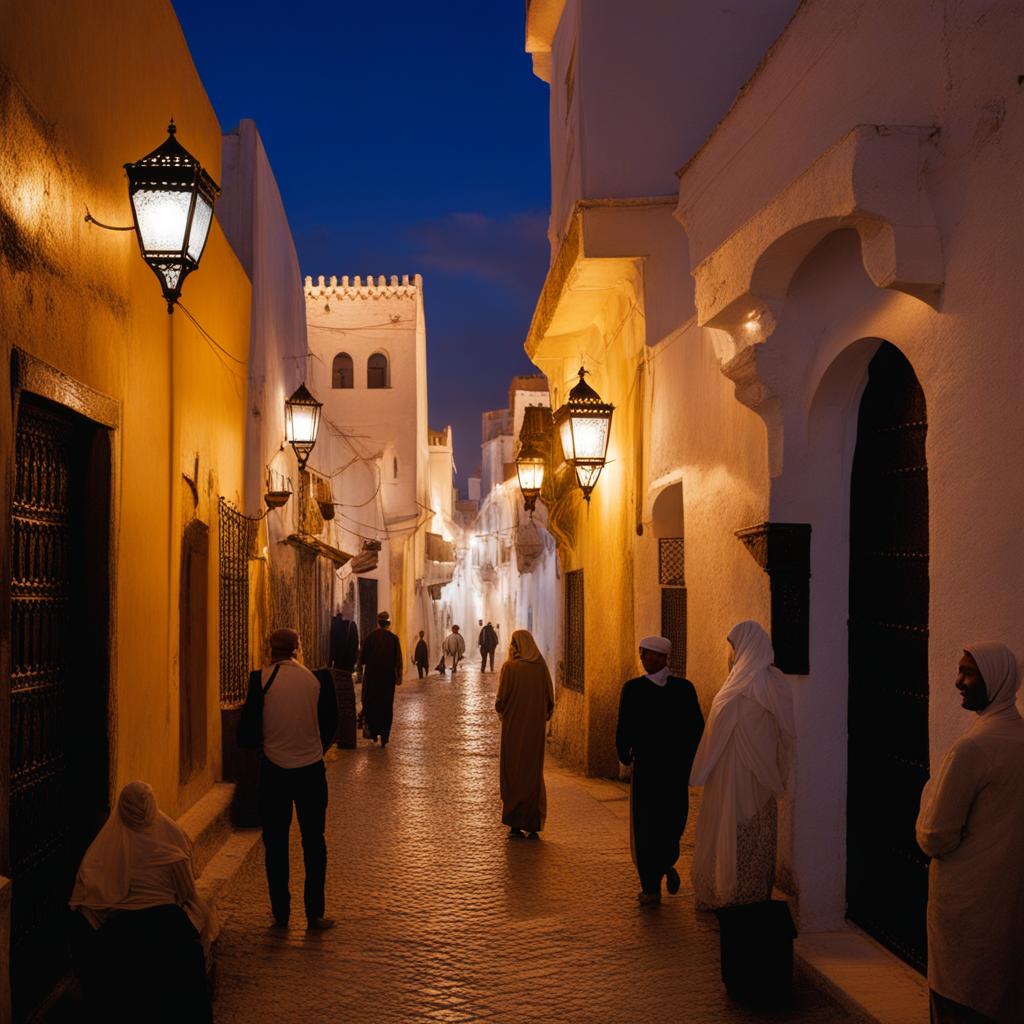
[495,630,554,838]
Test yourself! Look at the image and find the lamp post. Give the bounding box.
[553,367,614,502]
[124,121,220,313]
[515,435,546,516]
[284,383,322,471]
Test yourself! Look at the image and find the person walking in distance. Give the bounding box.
[359,611,403,747]
[413,630,429,678]
[916,643,1024,1024]
[479,621,498,673]
[616,636,704,905]
[327,601,359,749]
[255,628,338,930]
[443,624,466,674]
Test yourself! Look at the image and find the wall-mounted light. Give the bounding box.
[515,435,546,516]
[284,383,322,471]
[123,121,220,313]
[553,367,614,502]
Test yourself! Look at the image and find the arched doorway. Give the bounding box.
[652,484,685,677]
[846,341,929,972]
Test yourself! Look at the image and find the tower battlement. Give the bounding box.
[304,274,422,299]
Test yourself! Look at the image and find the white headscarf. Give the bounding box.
[69,782,218,949]
[965,642,1020,722]
[689,621,795,905]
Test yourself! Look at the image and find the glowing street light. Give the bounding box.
[553,367,614,502]
[124,121,219,312]
[284,383,322,470]
[515,435,546,515]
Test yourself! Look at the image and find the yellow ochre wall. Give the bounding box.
[0,0,252,817]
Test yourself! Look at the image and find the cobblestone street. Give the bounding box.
[213,666,854,1023]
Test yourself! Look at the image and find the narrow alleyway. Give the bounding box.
[212,666,853,1023]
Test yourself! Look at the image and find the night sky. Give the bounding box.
[171,2,551,492]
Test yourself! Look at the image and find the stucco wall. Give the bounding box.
[1,0,251,819]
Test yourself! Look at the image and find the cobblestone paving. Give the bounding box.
[213,665,854,1024]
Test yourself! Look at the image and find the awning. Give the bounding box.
[284,534,354,566]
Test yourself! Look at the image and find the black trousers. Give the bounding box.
[259,757,328,921]
[416,662,427,678]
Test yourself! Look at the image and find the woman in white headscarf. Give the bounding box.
[69,781,216,1022]
[916,643,1024,1024]
[690,621,795,909]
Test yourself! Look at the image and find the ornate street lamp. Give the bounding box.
[515,435,546,516]
[553,367,614,502]
[284,383,322,471]
[124,121,220,312]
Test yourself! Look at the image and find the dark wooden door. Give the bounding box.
[847,342,929,973]
[357,577,378,654]
[10,396,110,1019]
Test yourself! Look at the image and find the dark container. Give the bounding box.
[715,899,797,1008]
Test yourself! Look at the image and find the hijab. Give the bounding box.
[509,629,544,664]
[965,642,1020,722]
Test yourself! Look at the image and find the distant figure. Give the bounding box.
[495,630,554,839]
[916,643,1024,1024]
[479,621,499,672]
[69,781,217,1022]
[254,628,337,930]
[360,611,403,747]
[616,636,704,905]
[414,630,429,678]
[690,621,793,910]
[328,601,359,748]
[443,625,466,674]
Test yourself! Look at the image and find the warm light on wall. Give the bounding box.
[553,367,614,502]
[284,382,323,471]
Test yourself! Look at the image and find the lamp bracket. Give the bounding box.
[84,208,134,232]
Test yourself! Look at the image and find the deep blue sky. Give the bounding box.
[171,1,551,491]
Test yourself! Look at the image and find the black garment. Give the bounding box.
[616,675,704,894]
[259,757,328,922]
[317,667,355,748]
[414,638,429,674]
[359,628,403,743]
[479,624,498,651]
[73,904,212,1023]
[481,649,495,672]
[329,615,359,671]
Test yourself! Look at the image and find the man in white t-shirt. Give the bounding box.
[257,627,337,930]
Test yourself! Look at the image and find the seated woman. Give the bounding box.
[689,621,795,909]
[69,781,217,1022]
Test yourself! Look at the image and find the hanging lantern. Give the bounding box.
[553,367,614,502]
[284,383,322,470]
[515,435,546,515]
[124,121,220,312]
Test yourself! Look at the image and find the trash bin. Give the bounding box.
[715,899,797,1008]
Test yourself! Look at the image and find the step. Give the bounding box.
[178,782,235,877]
[195,825,263,927]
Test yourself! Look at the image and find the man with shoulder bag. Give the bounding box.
[237,627,338,931]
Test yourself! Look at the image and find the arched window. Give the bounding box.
[332,352,353,389]
[367,352,389,389]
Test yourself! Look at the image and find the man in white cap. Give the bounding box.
[615,635,704,905]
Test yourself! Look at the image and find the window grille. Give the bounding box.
[661,587,687,678]
[218,497,254,705]
[659,537,685,586]
[367,352,389,389]
[564,569,584,691]
[332,352,353,389]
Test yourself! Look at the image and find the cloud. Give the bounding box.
[408,210,549,295]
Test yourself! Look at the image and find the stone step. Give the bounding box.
[195,825,262,926]
[178,782,236,877]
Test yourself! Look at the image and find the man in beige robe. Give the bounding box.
[916,642,1024,1024]
[494,630,554,838]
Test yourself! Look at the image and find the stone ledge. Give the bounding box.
[795,927,929,1024]
[196,827,262,927]
[178,782,235,877]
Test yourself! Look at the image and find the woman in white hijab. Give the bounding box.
[690,621,795,909]
[916,643,1024,1024]
[69,781,216,1022]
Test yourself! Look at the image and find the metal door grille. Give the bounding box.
[563,569,584,691]
[661,588,687,677]
[847,342,929,973]
[659,538,685,586]
[10,398,104,1019]
[218,498,253,706]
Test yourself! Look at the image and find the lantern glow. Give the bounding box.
[553,367,614,502]
[515,436,547,514]
[284,383,323,470]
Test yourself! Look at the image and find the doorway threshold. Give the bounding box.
[795,925,929,1024]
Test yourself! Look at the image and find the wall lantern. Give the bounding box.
[124,121,220,313]
[553,367,614,502]
[284,383,322,471]
[515,436,546,516]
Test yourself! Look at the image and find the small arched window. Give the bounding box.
[332,352,353,389]
[367,352,389,389]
